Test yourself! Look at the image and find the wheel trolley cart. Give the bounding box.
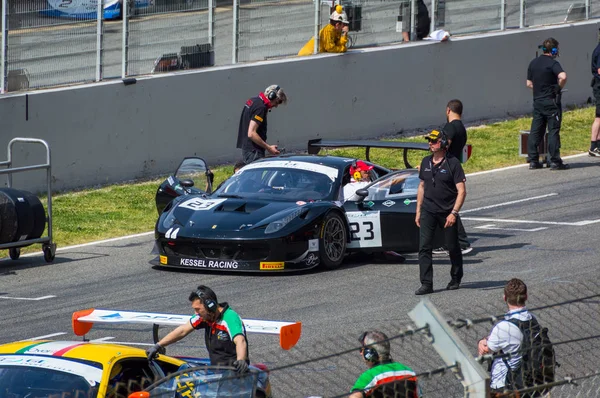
[0,138,56,262]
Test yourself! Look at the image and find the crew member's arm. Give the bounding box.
[526,80,533,89]
[233,334,248,361]
[557,71,567,89]
[322,26,348,53]
[415,180,424,227]
[445,181,465,228]
[348,392,363,398]
[247,120,279,155]
[157,322,195,347]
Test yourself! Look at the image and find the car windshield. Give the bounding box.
[148,365,258,398]
[0,363,100,397]
[214,163,338,201]
[360,170,420,201]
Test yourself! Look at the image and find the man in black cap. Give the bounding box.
[415,130,466,295]
[526,37,568,170]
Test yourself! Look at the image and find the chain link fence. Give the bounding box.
[2,0,600,92]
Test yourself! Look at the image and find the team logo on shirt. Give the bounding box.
[254,115,263,122]
[217,330,229,341]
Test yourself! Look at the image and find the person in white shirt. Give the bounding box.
[478,278,533,394]
[342,160,374,201]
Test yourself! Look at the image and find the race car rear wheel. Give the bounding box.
[319,212,346,269]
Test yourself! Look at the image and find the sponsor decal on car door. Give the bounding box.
[346,211,382,248]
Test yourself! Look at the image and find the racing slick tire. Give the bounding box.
[319,212,347,269]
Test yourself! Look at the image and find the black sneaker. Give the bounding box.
[589,148,600,157]
[446,280,460,290]
[550,163,570,171]
[415,285,434,295]
[529,162,543,170]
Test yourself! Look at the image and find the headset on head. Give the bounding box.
[359,332,380,363]
[267,85,280,101]
[439,131,449,149]
[195,287,217,313]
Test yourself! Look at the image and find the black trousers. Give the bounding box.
[242,149,265,165]
[457,214,469,249]
[419,210,463,287]
[527,98,562,165]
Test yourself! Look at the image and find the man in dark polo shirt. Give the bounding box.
[236,84,287,165]
[146,285,250,373]
[526,38,568,170]
[415,130,466,295]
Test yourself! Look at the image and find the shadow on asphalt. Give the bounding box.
[459,280,508,290]
[0,251,109,273]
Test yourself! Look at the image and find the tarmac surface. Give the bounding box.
[1,153,600,397]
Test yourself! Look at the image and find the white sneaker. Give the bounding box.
[432,247,449,255]
[589,148,600,157]
[461,247,474,255]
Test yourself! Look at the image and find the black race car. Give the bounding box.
[152,140,442,272]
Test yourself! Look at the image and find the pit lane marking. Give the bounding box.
[474,224,548,232]
[23,332,67,341]
[461,217,600,226]
[0,295,56,301]
[461,193,558,214]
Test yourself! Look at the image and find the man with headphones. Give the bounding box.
[342,160,374,201]
[146,285,250,374]
[415,130,466,295]
[236,84,288,165]
[349,330,419,398]
[526,37,569,170]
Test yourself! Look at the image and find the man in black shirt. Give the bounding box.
[589,31,600,157]
[526,38,568,170]
[434,99,472,255]
[415,130,466,295]
[236,84,287,165]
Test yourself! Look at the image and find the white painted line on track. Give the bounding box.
[0,295,56,301]
[462,193,558,214]
[465,152,589,177]
[474,224,548,232]
[22,332,67,341]
[90,336,115,342]
[463,217,600,226]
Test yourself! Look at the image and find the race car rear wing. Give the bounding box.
[72,309,301,350]
[307,139,472,168]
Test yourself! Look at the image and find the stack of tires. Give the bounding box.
[0,188,46,258]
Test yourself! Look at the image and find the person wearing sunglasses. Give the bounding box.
[415,130,467,296]
[349,330,419,398]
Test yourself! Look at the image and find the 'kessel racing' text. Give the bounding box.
[180,258,239,269]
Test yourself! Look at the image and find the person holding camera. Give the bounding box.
[236,85,287,165]
[415,130,466,295]
[526,38,568,170]
[298,5,350,56]
[146,285,250,374]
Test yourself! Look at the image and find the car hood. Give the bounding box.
[158,196,326,235]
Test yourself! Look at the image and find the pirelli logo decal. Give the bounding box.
[260,262,284,270]
[254,115,263,122]
[160,255,167,265]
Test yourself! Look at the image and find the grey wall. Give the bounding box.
[1,20,598,193]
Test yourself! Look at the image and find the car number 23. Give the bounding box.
[346,211,382,248]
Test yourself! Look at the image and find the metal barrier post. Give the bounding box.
[208,0,215,49]
[96,0,104,81]
[410,0,416,41]
[586,0,590,20]
[519,0,525,28]
[232,0,239,64]
[1,0,7,93]
[409,298,490,397]
[313,0,320,54]
[500,0,505,30]
[430,0,436,33]
[122,0,129,78]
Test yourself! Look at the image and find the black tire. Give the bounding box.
[319,212,347,269]
[9,247,20,260]
[22,191,46,239]
[43,245,55,263]
[0,188,33,244]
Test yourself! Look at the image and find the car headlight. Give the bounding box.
[265,207,305,234]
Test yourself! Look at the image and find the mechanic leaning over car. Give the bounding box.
[236,85,288,165]
[147,285,250,374]
[415,130,467,296]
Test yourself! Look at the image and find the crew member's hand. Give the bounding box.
[146,343,165,360]
[233,359,249,374]
[444,213,456,228]
[342,25,349,34]
[478,338,489,356]
[267,145,280,155]
[415,211,420,227]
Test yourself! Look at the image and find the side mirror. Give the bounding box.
[180,179,195,188]
[355,189,368,203]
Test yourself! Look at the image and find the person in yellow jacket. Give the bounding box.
[298,5,349,56]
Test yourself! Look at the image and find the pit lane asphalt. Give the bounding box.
[1,154,599,397]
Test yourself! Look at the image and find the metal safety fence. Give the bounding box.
[2,0,600,92]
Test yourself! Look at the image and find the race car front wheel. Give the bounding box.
[319,212,347,269]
